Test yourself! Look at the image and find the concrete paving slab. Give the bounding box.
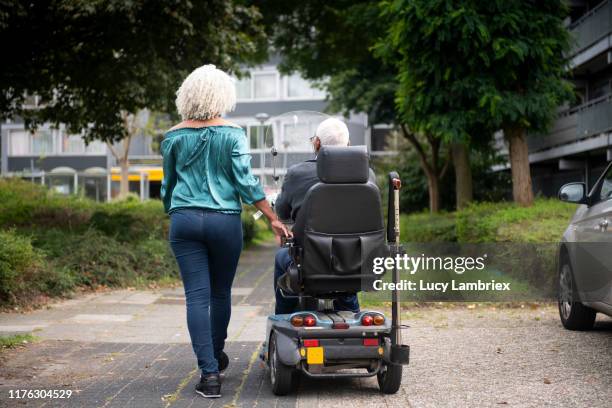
[69,314,134,323]
[118,293,161,305]
[0,324,49,333]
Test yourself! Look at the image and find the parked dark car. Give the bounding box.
[557,161,612,330]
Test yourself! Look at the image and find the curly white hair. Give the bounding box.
[175,65,236,121]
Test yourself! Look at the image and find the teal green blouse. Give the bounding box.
[160,126,265,214]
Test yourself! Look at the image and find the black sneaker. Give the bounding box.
[217,351,229,372]
[195,373,221,398]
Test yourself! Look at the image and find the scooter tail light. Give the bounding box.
[332,322,349,329]
[373,314,385,325]
[361,314,373,326]
[290,315,304,327]
[303,339,319,347]
[303,315,316,327]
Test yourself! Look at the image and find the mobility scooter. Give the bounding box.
[257,112,410,395]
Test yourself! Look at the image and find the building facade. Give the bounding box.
[0,60,390,201]
[528,0,612,195]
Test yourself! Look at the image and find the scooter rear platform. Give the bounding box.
[262,310,397,375]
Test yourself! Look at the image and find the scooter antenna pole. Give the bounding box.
[387,172,402,347]
[271,147,279,185]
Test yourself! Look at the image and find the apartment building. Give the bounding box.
[0,59,389,200]
[528,0,612,195]
[0,108,159,201]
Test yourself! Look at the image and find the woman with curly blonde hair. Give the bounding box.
[162,65,288,399]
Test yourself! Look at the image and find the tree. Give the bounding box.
[105,110,148,197]
[256,0,450,212]
[380,0,573,207]
[0,0,266,196]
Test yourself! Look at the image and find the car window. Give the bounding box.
[599,166,612,202]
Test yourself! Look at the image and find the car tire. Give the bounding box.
[558,260,596,331]
[269,331,295,396]
[377,362,402,394]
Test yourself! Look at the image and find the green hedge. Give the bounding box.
[399,199,578,297]
[401,211,457,243]
[0,230,74,304]
[401,199,576,244]
[455,199,576,243]
[0,178,271,307]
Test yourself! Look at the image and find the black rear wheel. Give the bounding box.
[269,331,295,395]
[558,261,596,331]
[377,362,402,394]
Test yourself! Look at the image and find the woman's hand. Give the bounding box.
[253,198,292,240]
[270,219,291,238]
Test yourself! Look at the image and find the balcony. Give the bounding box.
[528,93,612,152]
[569,0,612,56]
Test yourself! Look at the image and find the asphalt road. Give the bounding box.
[0,244,610,407]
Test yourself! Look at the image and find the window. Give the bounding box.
[61,133,105,154]
[62,134,85,154]
[31,130,54,154]
[235,77,252,100]
[286,74,325,99]
[589,78,611,101]
[599,167,612,202]
[85,140,106,154]
[9,129,53,155]
[254,73,278,99]
[9,130,29,155]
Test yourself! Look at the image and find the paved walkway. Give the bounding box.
[0,244,611,407]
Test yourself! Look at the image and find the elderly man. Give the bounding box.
[273,117,375,314]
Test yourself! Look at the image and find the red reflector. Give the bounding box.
[303,315,316,327]
[363,338,379,346]
[332,322,349,329]
[303,339,319,347]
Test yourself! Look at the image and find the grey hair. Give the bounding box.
[315,118,350,146]
[175,65,236,120]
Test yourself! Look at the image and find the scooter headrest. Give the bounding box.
[317,146,369,184]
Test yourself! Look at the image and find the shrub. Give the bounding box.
[0,230,75,305]
[90,200,168,242]
[399,199,577,298]
[0,230,42,302]
[34,228,178,289]
[0,178,271,307]
[455,199,576,243]
[241,206,258,245]
[401,211,457,242]
[401,199,576,244]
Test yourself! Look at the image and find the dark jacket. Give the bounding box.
[275,159,377,222]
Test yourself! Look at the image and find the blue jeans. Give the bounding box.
[169,208,242,374]
[274,248,360,314]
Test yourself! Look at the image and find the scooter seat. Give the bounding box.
[291,146,387,296]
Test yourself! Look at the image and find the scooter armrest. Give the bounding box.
[277,263,301,295]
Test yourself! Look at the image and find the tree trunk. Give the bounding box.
[399,125,448,213]
[119,159,130,197]
[451,142,473,209]
[505,126,534,206]
[425,170,440,213]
